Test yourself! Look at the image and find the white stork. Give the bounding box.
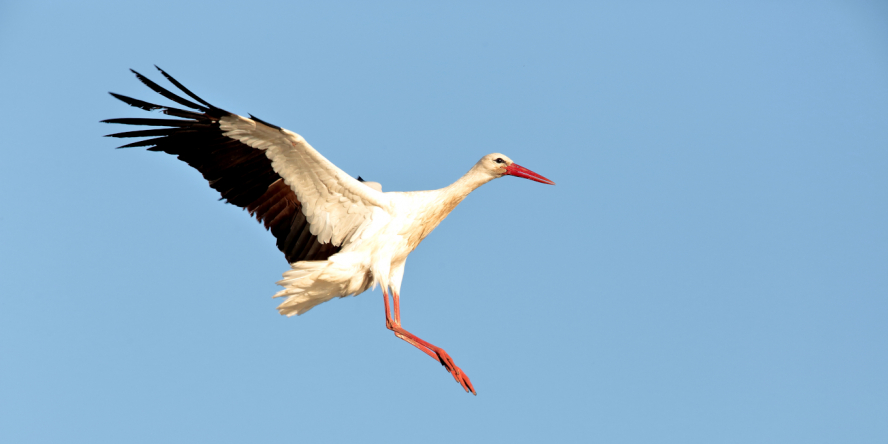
[103,67,554,395]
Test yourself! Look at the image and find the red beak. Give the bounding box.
[505,163,555,185]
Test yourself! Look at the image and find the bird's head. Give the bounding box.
[480,153,555,185]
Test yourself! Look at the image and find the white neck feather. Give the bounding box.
[443,162,496,200]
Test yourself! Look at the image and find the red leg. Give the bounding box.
[384,289,476,395]
[383,288,394,330]
[392,291,401,326]
[384,289,436,359]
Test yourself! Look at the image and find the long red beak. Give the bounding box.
[505,163,555,185]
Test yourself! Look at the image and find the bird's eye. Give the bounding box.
[495,158,505,164]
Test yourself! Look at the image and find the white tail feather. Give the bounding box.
[274,254,372,316]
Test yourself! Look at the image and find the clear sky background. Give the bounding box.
[1,1,886,443]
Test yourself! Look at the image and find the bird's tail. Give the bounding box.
[273,254,372,316]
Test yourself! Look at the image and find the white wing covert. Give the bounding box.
[219,115,392,247]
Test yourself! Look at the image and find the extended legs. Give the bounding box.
[383,289,476,395]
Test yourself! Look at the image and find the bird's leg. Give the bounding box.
[383,289,436,358]
[383,287,394,330]
[392,290,402,326]
[385,289,476,395]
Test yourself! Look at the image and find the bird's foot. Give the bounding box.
[434,348,476,395]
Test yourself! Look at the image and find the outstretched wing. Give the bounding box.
[103,67,390,263]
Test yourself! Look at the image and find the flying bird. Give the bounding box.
[103,67,555,395]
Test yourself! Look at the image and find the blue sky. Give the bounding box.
[1,1,886,443]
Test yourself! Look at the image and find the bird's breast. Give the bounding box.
[393,192,463,253]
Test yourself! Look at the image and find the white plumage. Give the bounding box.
[104,67,554,395]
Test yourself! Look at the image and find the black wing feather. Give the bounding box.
[102,117,196,127]
[129,69,209,112]
[248,114,282,130]
[154,65,215,109]
[105,128,177,138]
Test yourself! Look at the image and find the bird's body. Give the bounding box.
[104,67,554,394]
[275,160,501,315]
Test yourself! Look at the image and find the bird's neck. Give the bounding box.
[448,163,495,197]
[433,164,495,214]
[404,165,495,252]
